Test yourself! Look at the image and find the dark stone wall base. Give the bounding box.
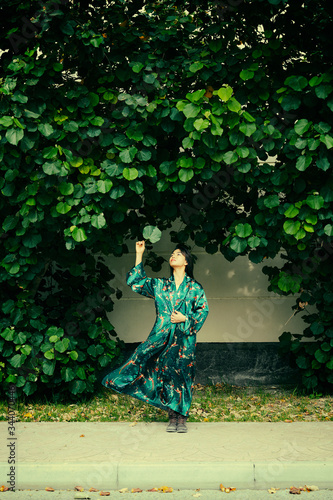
[111,342,300,387]
[194,342,300,386]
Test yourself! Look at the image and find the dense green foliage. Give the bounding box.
[0,0,332,396]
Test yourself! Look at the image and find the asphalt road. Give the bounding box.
[6,489,333,500]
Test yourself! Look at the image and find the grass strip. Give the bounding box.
[0,383,332,423]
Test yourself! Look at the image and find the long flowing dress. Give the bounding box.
[101,262,209,416]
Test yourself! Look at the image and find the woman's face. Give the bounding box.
[169,249,188,269]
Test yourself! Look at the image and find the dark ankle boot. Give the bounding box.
[166,409,178,432]
[177,414,188,433]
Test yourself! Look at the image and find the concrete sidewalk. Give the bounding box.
[0,422,333,491]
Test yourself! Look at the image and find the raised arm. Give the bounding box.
[135,240,145,266]
[127,240,156,299]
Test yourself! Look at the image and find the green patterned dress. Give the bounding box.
[102,262,209,416]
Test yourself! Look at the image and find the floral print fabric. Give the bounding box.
[101,262,209,416]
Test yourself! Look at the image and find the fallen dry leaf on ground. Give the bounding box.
[99,492,110,496]
[220,484,236,493]
[45,487,55,492]
[80,434,85,437]
[306,485,319,491]
[147,488,159,492]
[158,486,173,493]
[268,487,280,494]
[75,486,84,491]
[89,488,99,492]
[119,488,129,493]
[0,486,9,491]
[289,487,301,494]
[131,488,143,493]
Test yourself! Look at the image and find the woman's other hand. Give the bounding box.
[171,311,186,323]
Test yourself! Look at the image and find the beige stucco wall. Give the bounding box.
[105,225,307,344]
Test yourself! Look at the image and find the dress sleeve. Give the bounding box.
[178,287,209,336]
[126,262,156,299]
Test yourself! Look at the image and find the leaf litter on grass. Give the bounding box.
[0,383,332,423]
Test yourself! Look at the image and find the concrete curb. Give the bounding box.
[1,461,333,491]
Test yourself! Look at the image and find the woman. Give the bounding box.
[102,241,209,433]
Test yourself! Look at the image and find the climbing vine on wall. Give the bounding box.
[0,0,332,396]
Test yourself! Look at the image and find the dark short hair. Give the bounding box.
[170,244,194,279]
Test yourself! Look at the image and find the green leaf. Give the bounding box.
[248,236,261,248]
[110,185,126,199]
[6,128,24,145]
[70,380,86,395]
[194,118,210,131]
[183,103,201,119]
[160,161,177,176]
[43,146,58,159]
[316,157,330,171]
[283,220,301,235]
[296,156,312,171]
[239,122,256,137]
[42,359,56,376]
[314,349,329,364]
[278,273,302,293]
[132,62,144,73]
[305,195,324,210]
[186,89,206,102]
[43,161,61,175]
[56,202,72,214]
[55,338,69,353]
[72,227,87,242]
[284,75,308,91]
[126,128,144,141]
[119,147,137,163]
[59,182,74,195]
[2,215,18,232]
[123,167,138,180]
[320,134,333,149]
[63,121,79,132]
[227,98,241,113]
[284,205,299,218]
[12,91,28,103]
[178,169,194,182]
[235,223,252,238]
[264,195,280,208]
[97,179,113,193]
[10,354,27,368]
[62,367,75,382]
[240,69,254,80]
[324,224,333,236]
[136,149,152,162]
[217,86,233,101]
[222,151,238,164]
[143,225,162,243]
[38,123,54,137]
[305,213,317,225]
[230,236,247,253]
[189,61,204,73]
[0,116,14,127]
[91,213,106,229]
[22,233,42,248]
[294,119,311,135]
[315,85,333,99]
